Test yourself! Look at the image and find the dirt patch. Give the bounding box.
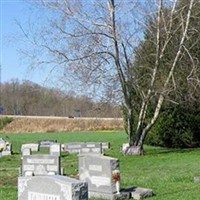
[0,116,123,133]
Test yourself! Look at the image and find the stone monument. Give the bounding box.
[79,154,120,199]
[21,154,61,176]
[18,175,88,200]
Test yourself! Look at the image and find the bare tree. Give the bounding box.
[18,0,197,155]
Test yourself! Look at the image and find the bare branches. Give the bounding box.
[137,0,195,145]
[163,0,194,90]
[17,0,200,153]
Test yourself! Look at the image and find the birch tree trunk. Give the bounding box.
[123,0,195,155]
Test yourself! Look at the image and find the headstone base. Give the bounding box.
[121,187,154,200]
[89,191,129,200]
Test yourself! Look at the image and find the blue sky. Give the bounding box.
[1,0,47,85]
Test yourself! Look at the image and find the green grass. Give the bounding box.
[1,131,200,199]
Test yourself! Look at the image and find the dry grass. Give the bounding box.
[0,116,124,133]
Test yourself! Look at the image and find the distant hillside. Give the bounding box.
[1,80,121,117]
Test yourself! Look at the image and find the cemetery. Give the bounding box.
[0,131,200,200]
[1,0,200,199]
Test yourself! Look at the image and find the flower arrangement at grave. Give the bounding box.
[112,169,120,194]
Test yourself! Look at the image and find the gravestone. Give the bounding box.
[18,175,88,200]
[21,144,39,152]
[121,143,129,153]
[50,143,61,156]
[79,143,102,155]
[79,154,120,200]
[38,139,57,149]
[62,142,84,153]
[63,142,104,155]
[0,138,12,157]
[21,155,61,176]
[101,142,111,150]
[22,148,32,156]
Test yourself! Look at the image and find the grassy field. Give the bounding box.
[0,116,123,133]
[1,131,200,199]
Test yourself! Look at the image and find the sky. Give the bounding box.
[1,0,48,85]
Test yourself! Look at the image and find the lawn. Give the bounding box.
[0,131,200,200]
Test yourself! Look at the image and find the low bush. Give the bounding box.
[146,105,200,148]
[0,117,13,130]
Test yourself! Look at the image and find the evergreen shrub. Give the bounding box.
[146,105,200,148]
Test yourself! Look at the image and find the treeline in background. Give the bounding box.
[0,79,121,118]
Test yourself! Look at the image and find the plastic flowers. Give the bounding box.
[112,169,120,183]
